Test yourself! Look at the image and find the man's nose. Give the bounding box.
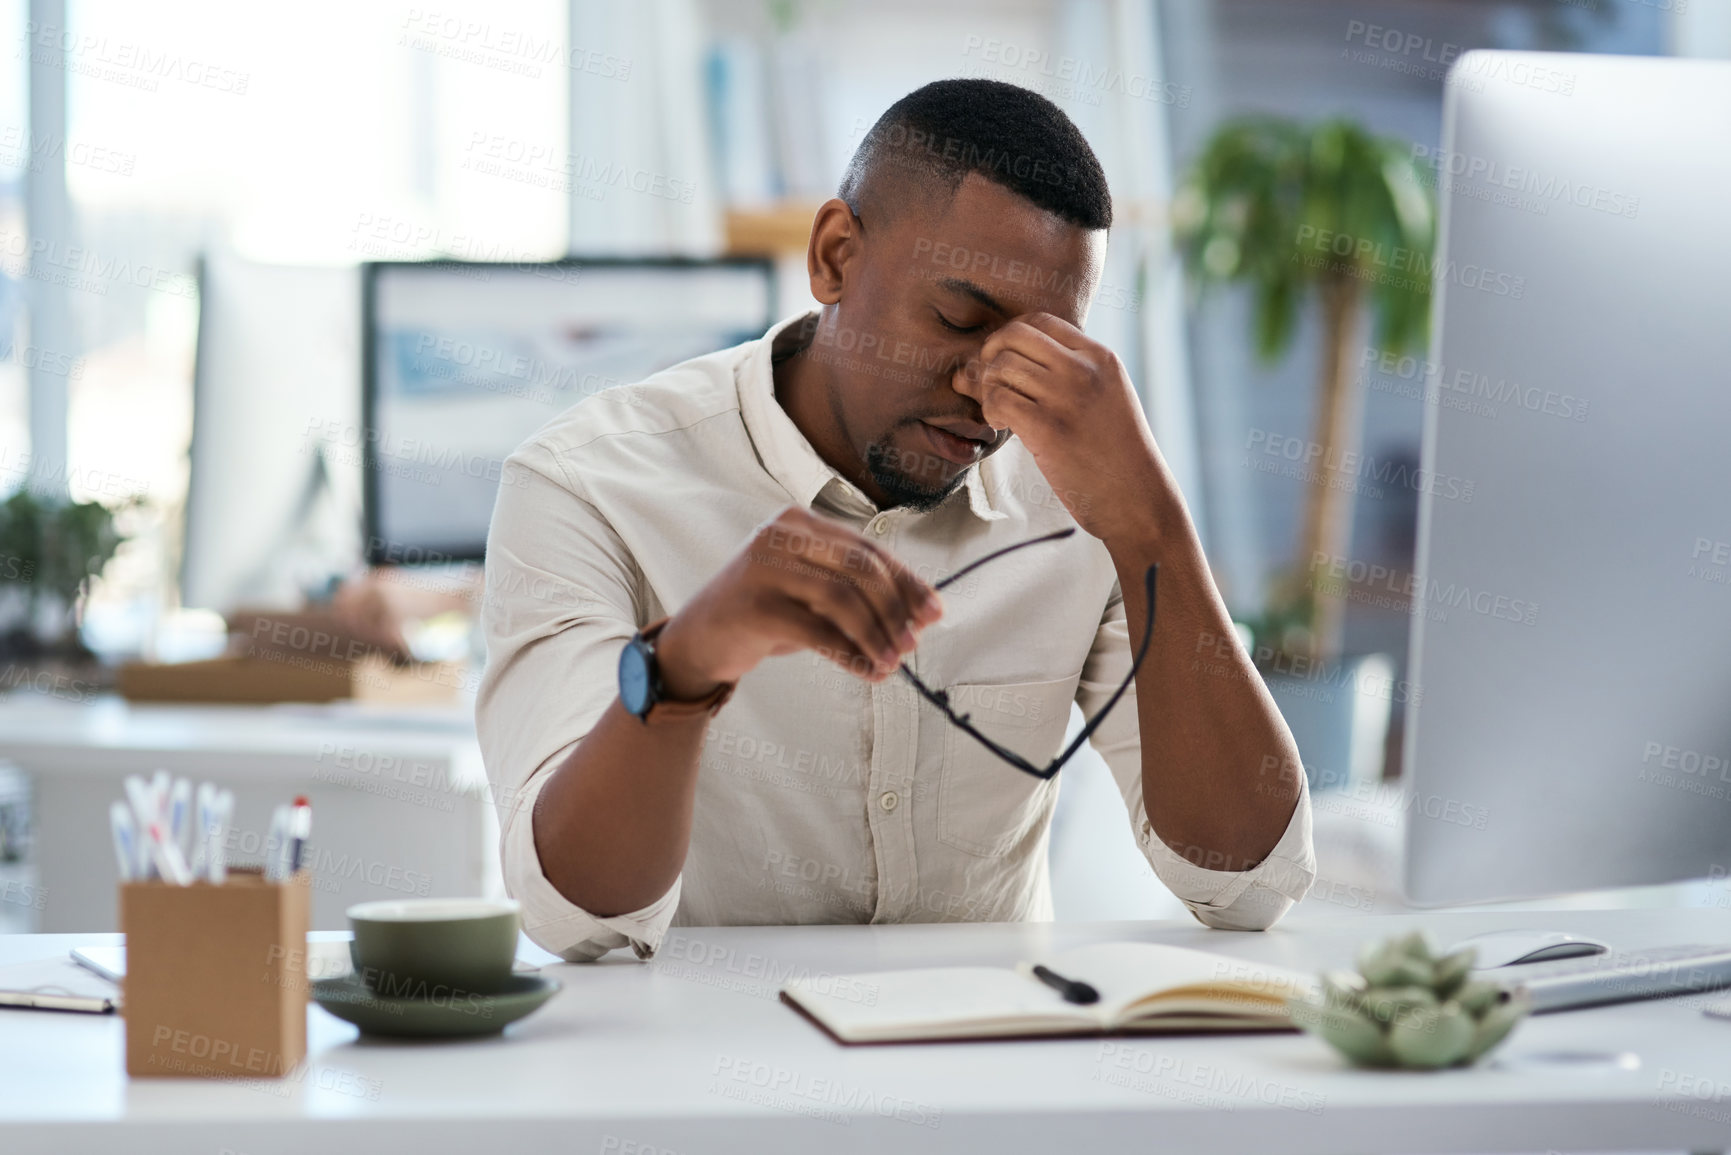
[946,363,1003,433]
[953,352,986,389]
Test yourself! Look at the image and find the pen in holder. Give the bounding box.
[121,867,310,1078]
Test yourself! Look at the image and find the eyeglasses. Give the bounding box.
[898,527,1157,781]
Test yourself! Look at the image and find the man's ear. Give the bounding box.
[806,198,862,306]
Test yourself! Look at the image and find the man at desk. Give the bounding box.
[477,80,1315,962]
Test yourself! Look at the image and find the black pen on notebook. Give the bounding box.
[1016,961,1100,1005]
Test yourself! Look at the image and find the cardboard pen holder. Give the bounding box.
[121,868,310,1078]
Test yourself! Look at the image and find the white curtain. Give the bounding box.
[566,0,723,255]
[1055,0,1208,551]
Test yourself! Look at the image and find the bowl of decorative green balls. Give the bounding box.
[1288,931,1531,1070]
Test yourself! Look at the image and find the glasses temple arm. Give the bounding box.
[1049,564,1158,766]
[894,668,1048,775]
[933,527,1076,591]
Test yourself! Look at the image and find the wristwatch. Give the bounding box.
[618,618,735,723]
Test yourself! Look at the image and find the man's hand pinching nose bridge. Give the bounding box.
[953,311,1166,547]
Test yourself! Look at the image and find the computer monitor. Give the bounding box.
[361,259,776,563]
[182,254,363,614]
[1401,51,1731,905]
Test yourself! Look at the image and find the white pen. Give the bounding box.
[191,782,215,880]
[109,801,137,882]
[168,778,193,864]
[265,804,290,881]
[123,776,157,879]
[145,819,193,885]
[149,770,170,821]
[209,789,233,885]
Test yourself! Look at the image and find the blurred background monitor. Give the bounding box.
[1403,52,1731,905]
[181,254,363,615]
[362,259,776,564]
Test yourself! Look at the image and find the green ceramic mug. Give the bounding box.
[347,898,520,998]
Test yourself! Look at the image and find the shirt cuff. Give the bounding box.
[500,766,682,962]
[1136,773,1316,931]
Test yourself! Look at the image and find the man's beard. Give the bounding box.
[865,437,970,513]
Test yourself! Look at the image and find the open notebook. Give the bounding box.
[0,957,119,1013]
[781,942,1320,1044]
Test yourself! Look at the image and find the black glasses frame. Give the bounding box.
[897,527,1157,781]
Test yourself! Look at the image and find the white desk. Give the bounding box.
[4,909,1731,1154]
[0,695,500,931]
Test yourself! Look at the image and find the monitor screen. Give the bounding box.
[363,259,776,563]
[184,255,362,614]
[1401,52,1731,904]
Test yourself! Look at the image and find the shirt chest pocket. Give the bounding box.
[937,674,1081,859]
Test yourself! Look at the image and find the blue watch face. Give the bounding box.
[619,640,653,715]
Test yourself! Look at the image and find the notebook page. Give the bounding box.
[1042,942,1316,1024]
[783,966,1103,1041]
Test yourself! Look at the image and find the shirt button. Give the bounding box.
[879,791,899,812]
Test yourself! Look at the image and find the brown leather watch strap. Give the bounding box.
[637,618,736,723]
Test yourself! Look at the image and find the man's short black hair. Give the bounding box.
[839,78,1112,231]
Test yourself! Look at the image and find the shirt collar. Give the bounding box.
[736,312,1006,523]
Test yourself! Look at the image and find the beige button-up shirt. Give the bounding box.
[477,313,1315,962]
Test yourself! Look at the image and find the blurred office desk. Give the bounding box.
[4,910,1731,1154]
[0,694,500,931]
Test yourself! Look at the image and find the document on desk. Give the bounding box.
[0,957,120,1014]
[780,942,1319,1044]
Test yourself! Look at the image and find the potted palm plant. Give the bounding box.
[1173,117,1435,788]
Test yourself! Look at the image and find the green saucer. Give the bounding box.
[312,971,560,1038]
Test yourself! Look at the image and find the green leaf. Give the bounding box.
[1395,930,1435,962]
[1360,984,1438,1024]
[1290,998,1395,1067]
[1388,1002,1475,1068]
[1455,979,1504,1017]
[1175,116,1436,361]
[1463,993,1530,1062]
[1361,953,1433,990]
[1433,949,1475,998]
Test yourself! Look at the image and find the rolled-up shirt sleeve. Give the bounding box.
[476,435,679,961]
[1077,583,1316,931]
